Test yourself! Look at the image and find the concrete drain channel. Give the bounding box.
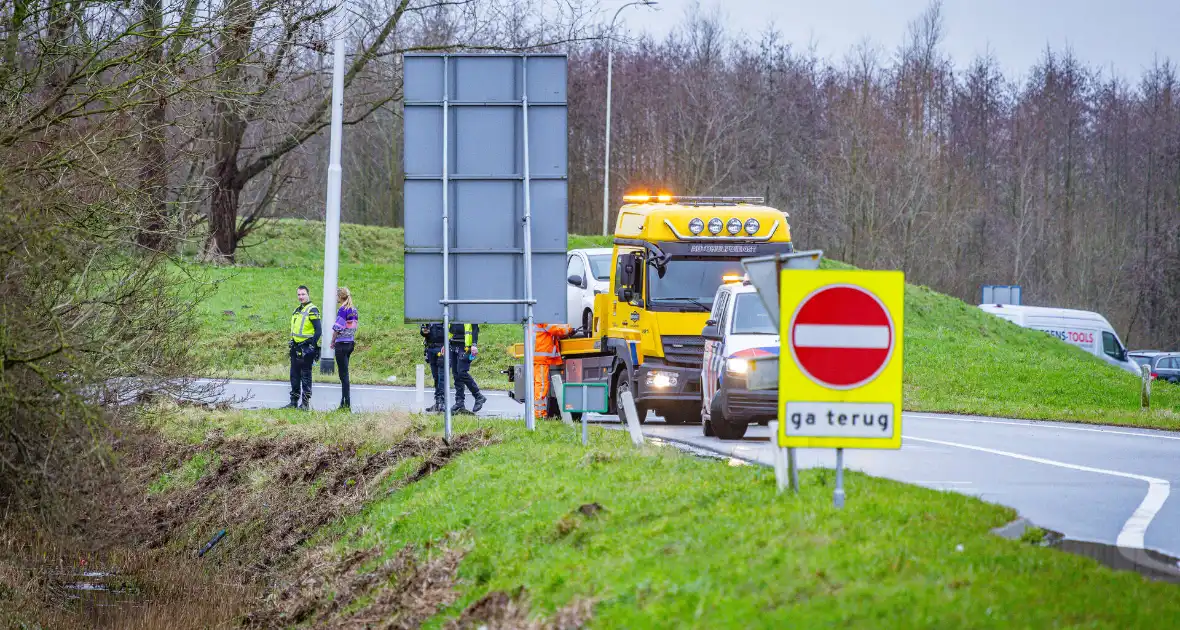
[992,518,1180,584]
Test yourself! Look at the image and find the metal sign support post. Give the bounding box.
[441,57,453,443]
[319,38,345,374]
[778,256,800,494]
[833,448,845,508]
[521,58,537,431]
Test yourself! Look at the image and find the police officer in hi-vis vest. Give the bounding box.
[449,322,487,414]
[285,285,322,410]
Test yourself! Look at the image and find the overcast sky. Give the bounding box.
[615,0,1180,81]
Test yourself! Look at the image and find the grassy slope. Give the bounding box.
[193,220,518,389]
[165,409,1180,628]
[194,219,1180,427]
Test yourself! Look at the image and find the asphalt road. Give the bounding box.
[197,378,1180,559]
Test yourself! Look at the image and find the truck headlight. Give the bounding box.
[726,218,742,235]
[744,218,760,234]
[726,358,749,374]
[646,370,679,388]
[688,217,705,235]
[708,218,723,235]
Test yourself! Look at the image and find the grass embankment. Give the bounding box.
[137,409,1180,628]
[194,219,1180,428]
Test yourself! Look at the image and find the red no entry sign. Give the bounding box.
[788,285,895,389]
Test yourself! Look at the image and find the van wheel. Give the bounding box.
[581,309,593,336]
[710,396,748,440]
[614,370,647,424]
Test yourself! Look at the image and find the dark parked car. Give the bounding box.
[1129,352,1180,384]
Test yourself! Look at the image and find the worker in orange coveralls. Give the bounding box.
[531,322,573,419]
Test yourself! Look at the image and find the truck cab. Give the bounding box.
[506,194,795,423]
[588,194,795,422]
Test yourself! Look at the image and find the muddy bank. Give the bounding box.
[0,419,494,629]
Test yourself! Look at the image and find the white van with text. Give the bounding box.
[978,304,1140,375]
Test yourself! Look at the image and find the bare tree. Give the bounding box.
[1,0,215,514]
[201,0,598,262]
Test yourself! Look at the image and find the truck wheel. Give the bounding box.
[709,396,748,440]
[614,370,647,424]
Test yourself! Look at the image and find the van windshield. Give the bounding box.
[731,293,776,334]
[647,259,743,312]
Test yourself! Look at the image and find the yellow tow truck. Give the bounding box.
[508,193,795,422]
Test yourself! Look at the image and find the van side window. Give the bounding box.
[711,292,729,324]
[717,294,732,333]
[1101,332,1122,360]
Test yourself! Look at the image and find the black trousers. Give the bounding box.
[450,349,481,404]
[289,345,314,404]
[335,341,355,405]
[426,345,445,406]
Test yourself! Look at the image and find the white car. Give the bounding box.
[565,248,613,331]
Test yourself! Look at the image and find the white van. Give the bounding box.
[978,304,1140,375]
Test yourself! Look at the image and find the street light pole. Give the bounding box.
[320,38,345,374]
[602,0,656,236]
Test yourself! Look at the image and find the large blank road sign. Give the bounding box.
[777,270,904,449]
[402,53,568,324]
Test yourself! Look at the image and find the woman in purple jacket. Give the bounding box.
[331,287,359,410]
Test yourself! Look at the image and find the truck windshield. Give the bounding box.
[731,293,776,334]
[588,254,612,281]
[647,259,743,312]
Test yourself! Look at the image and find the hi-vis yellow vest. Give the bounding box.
[290,303,320,342]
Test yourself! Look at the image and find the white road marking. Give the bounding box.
[906,412,1180,441]
[913,481,973,485]
[793,324,889,349]
[908,436,1170,549]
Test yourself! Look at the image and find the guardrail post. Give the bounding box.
[769,421,800,495]
[833,448,846,509]
[1141,364,1152,410]
[619,390,645,447]
[415,364,425,410]
[551,374,573,425]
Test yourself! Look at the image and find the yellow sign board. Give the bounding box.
[777,269,904,449]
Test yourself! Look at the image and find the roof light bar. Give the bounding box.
[622,194,766,205]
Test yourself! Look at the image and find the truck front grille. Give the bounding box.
[661,335,705,369]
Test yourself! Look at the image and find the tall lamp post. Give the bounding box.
[320,38,345,374]
[602,0,657,235]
